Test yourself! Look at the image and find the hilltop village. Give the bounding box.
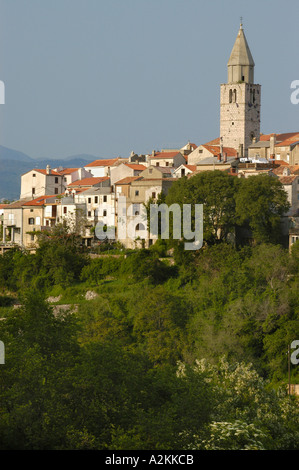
[1,23,299,252]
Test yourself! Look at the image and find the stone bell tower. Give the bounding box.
[220,22,261,157]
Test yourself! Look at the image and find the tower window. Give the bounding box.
[233,89,237,102]
[229,89,233,103]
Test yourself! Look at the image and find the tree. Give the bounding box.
[235,175,290,244]
[166,171,238,245]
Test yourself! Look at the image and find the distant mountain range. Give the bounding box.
[0,146,102,201]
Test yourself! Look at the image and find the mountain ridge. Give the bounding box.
[0,145,113,201]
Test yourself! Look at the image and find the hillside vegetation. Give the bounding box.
[0,233,298,450]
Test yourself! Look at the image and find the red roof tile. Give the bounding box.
[23,195,59,206]
[279,175,298,184]
[150,152,181,159]
[115,176,141,185]
[56,168,79,175]
[184,165,197,171]
[202,145,238,157]
[204,137,221,146]
[272,165,299,175]
[30,169,62,176]
[85,158,122,167]
[124,163,147,170]
[68,176,109,187]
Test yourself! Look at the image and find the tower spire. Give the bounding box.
[227,22,254,83]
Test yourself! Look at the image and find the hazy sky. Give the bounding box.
[0,0,298,160]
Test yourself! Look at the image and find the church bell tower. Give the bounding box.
[220,22,261,157]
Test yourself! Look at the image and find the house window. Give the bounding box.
[166,162,169,166]
[156,162,160,166]
[136,223,145,231]
[55,188,59,194]
[28,218,35,225]
[36,217,40,225]
[152,192,156,199]
[88,211,92,217]
[95,196,98,203]
[103,195,107,202]
[103,210,107,217]
[55,177,59,184]
[88,198,91,204]
[30,209,33,212]
[135,190,139,196]
[31,234,35,241]
[63,207,67,214]
[32,173,36,177]
[32,188,35,195]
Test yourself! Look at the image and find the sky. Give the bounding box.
[0,0,298,160]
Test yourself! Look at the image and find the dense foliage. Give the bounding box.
[0,173,298,450]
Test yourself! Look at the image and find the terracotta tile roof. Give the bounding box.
[202,145,238,157]
[68,176,109,187]
[85,158,122,167]
[0,204,9,209]
[29,169,62,176]
[23,195,59,206]
[56,168,79,175]
[136,178,174,182]
[204,137,221,146]
[4,198,32,208]
[185,165,197,171]
[124,163,147,170]
[276,138,299,147]
[272,165,299,175]
[279,175,298,184]
[150,152,181,159]
[115,176,141,185]
[259,132,299,146]
[271,160,289,166]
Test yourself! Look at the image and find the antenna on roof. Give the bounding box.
[240,16,243,28]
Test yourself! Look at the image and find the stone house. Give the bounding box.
[110,162,146,186]
[22,196,49,248]
[84,158,128,177]
[149,151,186,168]
[248,133,299,165]
[20,166,64,200]
[173,164,197,178]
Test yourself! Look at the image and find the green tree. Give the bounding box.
[235,174,290,244]
[166,170,238,245]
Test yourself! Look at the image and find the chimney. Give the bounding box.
[270,134,276,157]
[238,144,244,158]
[152,150,155,157]
[46,164,51,175]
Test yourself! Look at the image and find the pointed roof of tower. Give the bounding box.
[228,23,255,67]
